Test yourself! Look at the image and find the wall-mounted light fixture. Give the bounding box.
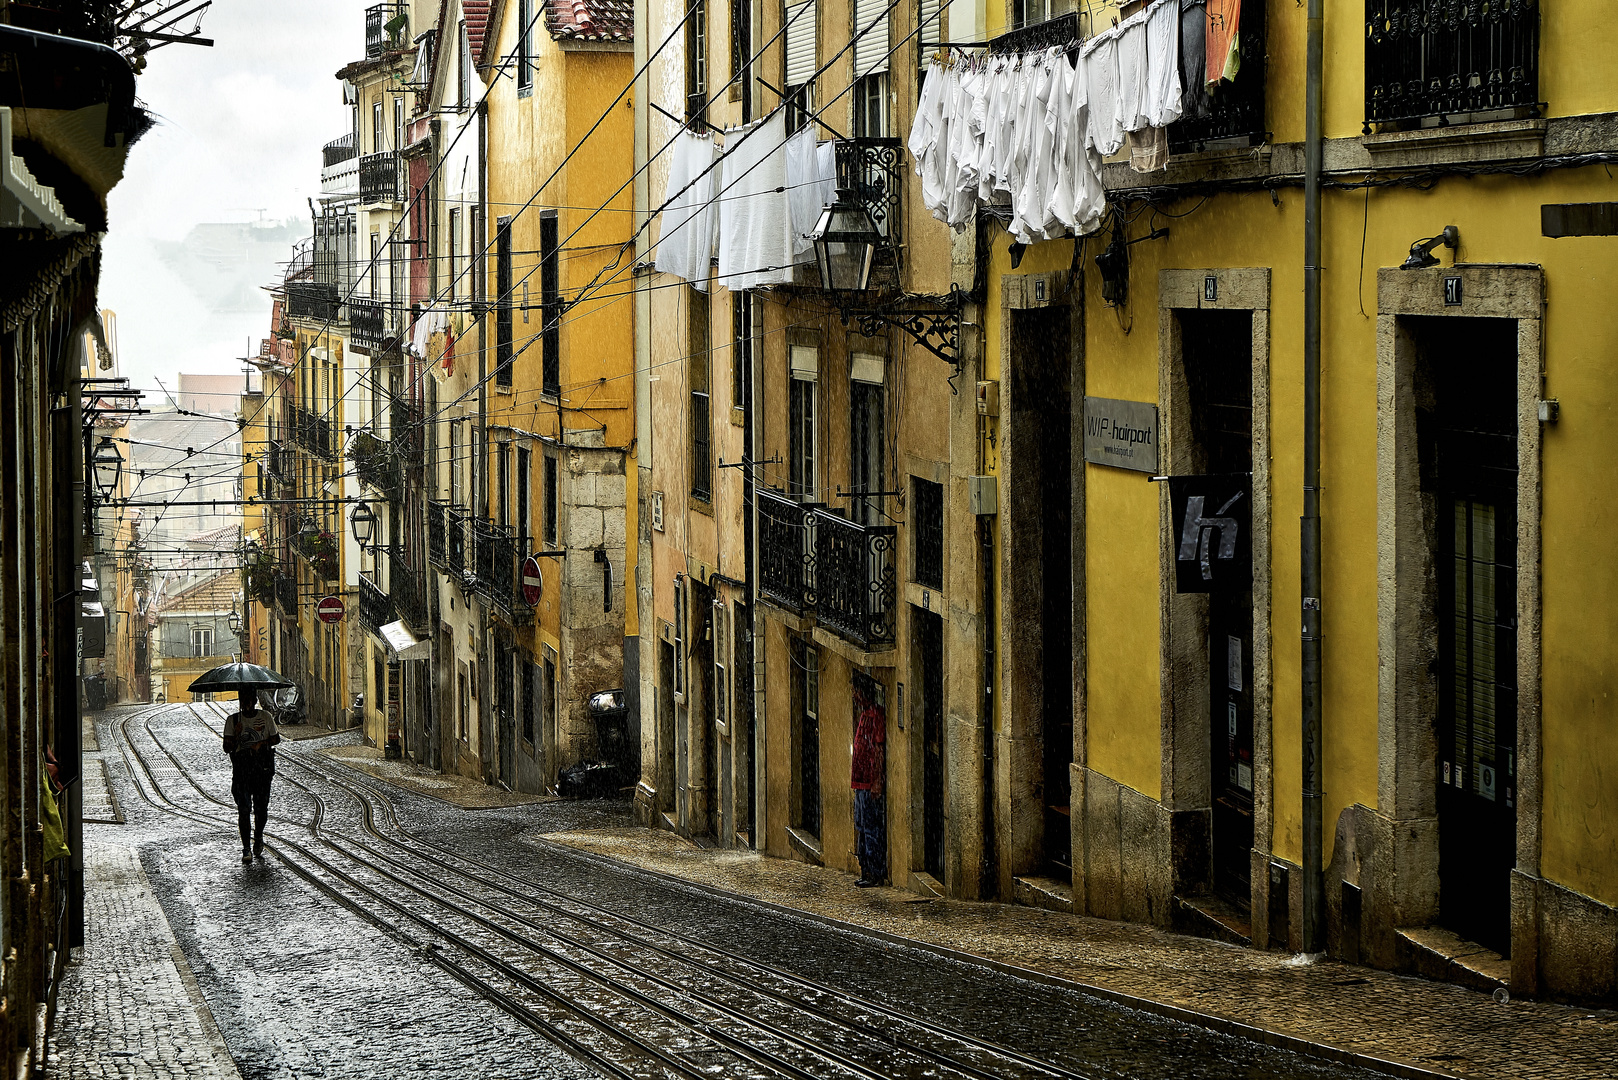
[1401,225,1459,269]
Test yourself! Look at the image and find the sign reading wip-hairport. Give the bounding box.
[1083,396,1160,473]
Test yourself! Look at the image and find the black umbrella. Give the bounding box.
[187,662,295,694]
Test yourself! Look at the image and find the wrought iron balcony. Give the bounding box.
[834,137,903,283]
[266,440,292,485]
[757,487,816,614]
[365,2,409,58]
[285,282,340,321]
[811,509,896,650]
[446,506,468,578]
[291,405,336,461]
[274,570,297,618]
[322,132,357,167]
[358,150,400,204]
[469,519,519,612]
[427,499,448,571]
[1169,1,1268,153]
[390,548,427,630]
[390,393,424,464]
[349,298,386,352]
[359,572,392,634]
[1364,0,1541,131]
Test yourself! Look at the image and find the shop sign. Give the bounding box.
[1168,473,1251,593]
[1083,397,1159,473]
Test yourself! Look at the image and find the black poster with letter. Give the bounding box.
[1168,473,1251,593]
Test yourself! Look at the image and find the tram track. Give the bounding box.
[125,704,1091,1080]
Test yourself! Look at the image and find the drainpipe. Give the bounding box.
[1301,0,1326,954]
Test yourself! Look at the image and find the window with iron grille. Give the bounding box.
[522,657,538,743]
[690,290,712,501]
[543,454,558,544]
[496,215,513,387]
[686,0,708,121]
[1363,0,1540,131]
[912,476,943,589]
[541,212,560,395]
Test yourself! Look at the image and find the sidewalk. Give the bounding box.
[538,826,1618,1080]
[319,743,552,809]
[46,833,240,1080]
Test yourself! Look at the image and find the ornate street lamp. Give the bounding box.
[90,437,124,501]
[349,500,377,548]
[227,607,243,635]
[811,187,880,296]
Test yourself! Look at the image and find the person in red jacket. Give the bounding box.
[850,688,887,887]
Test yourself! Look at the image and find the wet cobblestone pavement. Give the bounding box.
[68,702,1409,1079]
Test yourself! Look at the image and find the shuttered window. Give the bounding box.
[784,0,817,88]
[918,0,941,66]
[853,0,888,77]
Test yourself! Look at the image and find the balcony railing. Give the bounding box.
[274,570,297,618]
[390,394,424,463]
[359,573,392,634]
[286,282,340,321]
[291,405,336,460]
[758,488,816,614]
[1169,2,1268,153]
[359,150,400,204]
[349,298,386,352]
[812,510,896,650]
[322,132,357,167]
[446,506,468,578]
[266,440,292,485]
[391,548,427,629]
[365,3,409,58]
[834,137,904,284]
[1364,0,1540,131]
[427,500,448,571]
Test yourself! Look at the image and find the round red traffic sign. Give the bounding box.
[521,556,544,607]
[316,595,345,624]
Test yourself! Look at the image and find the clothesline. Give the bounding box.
[909,0,1243,243]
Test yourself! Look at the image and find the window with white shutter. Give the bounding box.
[784,0,817,88]
[918,0,941,69]
[853,0,889,78]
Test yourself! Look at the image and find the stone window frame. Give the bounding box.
[1373,265,1543,978]
[1156,268,1274,913]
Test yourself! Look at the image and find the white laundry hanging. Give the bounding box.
[654,129,719,288]
[716,111,797,291]
[785,127,833,258]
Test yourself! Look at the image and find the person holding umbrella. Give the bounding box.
[189,662,295,865]
[223,688,280,863]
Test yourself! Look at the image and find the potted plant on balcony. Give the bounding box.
[295,527,340,581]
[242,548,277,606]
[347,429,398,495]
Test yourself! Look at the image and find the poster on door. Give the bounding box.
[1168,473,1251,593]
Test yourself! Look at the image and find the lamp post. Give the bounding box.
[227,607,242,636]
[90,437,123,501]
[349,500,377,549]
[811,187,880,296]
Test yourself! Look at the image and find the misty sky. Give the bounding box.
[101,1,364,393]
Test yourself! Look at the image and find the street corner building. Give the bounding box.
[0,0,161,1068]
[628,0,1618,1002]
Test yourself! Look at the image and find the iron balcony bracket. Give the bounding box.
[840,295,962,368]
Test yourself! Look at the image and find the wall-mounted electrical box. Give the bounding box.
[968,475,998,516]
[976,381,1000,416]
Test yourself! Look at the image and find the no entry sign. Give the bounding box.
[316,595,346,624]
[521,556,544,607]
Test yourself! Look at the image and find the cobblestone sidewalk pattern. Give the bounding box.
[539,826,1618,1080]
[47,832,241,1080]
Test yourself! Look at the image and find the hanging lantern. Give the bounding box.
[349,500,378,547]
[811,187,880,295]
[90,437,124,501]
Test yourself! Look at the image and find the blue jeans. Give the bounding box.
[854,788,886,883]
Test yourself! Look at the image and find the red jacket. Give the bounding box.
[850,705,885,791]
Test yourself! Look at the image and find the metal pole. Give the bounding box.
[1301,0,1326,954]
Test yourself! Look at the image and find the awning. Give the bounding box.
[380,620,430,660]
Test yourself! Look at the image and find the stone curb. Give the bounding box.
[541,839,1462,1080]
[133,851,244,1080]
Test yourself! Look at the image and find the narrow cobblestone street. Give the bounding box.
[48,702,1410,1080]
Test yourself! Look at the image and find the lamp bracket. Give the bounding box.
[841,294,962,367]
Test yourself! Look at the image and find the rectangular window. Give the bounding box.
[497,443,510,528]
[852,0,889,80]
[458,21,471,108]
[449,421,462,504]
[394,97,404,152]
[495,215,513,387]
[470,207,483,303]
[517,0,533,93]
[730,0,753,120]
[192,627,213,658]
[917,0,941,75]
[850,369,884,526]
[448,207,461,302]
[690,290,711,500]
[517,446,531,547]
[540,211,560,395]
[673,583,686,698]
[784,0,817,90]
[543,651,557,747]
[543,454,558,544]
[373,100,384,152]
[732,293,753,415]
[788,346,817,499]
[522,658,538,743]
[458,664,469,740]
[1012,0,1047,29]
[370,232,381,298]
[686,0,708,121]
[797,639,821,835]
[854,73,889,137]
[912,476,943,589]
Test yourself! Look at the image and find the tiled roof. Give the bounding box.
[156,569,237,616]
[466,0,493,68]
[545,0,632,42]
